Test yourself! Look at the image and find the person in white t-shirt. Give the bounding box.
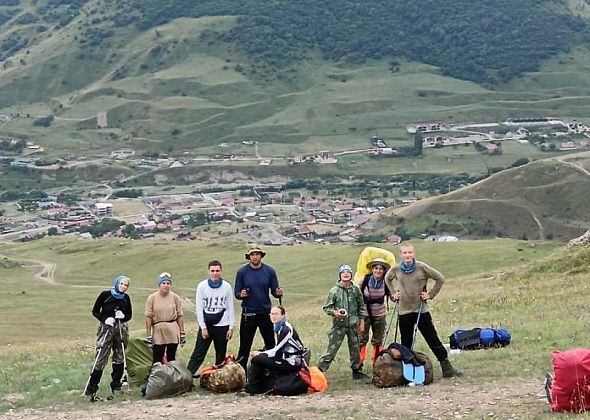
[187,260,235,375]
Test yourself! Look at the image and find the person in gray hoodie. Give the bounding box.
[318,264,368,380]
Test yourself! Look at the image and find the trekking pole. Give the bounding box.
[382,300,399,347]
[411,299,425,351]
[118,320,130,393]
[81,327,112,397]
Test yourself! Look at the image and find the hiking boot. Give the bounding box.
[440,359,463,378]
[84,369,103,396]
[352,369,370,380]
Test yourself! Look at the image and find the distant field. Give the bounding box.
[111,199,152,219]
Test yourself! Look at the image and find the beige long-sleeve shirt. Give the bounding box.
[145,291,183,344]
[384,260,444,315]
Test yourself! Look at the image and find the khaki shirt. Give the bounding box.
[385,261,444,315]
[145,291,183,345]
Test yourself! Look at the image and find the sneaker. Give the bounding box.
[352,369,370,380]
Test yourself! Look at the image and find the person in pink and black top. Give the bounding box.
[358,258,392,370]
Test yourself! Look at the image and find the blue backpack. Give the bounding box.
[449,328,511,350]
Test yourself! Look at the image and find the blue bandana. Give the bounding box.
[400,260,416,274]
[273,318,286,334]
[111,275,128,300]
[368,275,384,289]
[208,278,222,289]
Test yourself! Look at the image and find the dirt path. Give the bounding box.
[1,378,551,419]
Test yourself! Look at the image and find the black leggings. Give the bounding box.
[152,343,178,364]
[246,353,299,394]
[398,311,447,362]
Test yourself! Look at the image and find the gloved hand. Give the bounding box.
[105,317,115,327]
[179,334,187,346]
[115,310,125,320]
[146,335,153,345]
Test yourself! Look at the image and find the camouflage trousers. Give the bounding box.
[93,322,128,371]
[359,315,386,347]
[318,324,361,371]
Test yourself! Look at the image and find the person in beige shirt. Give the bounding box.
[145,272,185,364]
[385,244,462,378]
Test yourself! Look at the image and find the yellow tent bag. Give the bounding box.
[353,246,396,283]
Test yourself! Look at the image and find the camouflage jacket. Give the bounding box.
[323,281,367,328]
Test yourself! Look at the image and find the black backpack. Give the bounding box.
[273,372,308,396]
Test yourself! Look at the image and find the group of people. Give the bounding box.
[84,243,461,397]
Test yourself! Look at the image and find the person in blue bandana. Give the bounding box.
[244,305,306,394]
[187,260,235,376]
[85,275,132,397]
[385,244,462,378]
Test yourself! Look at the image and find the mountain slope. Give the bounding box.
[388,152,590,241]
[0,1,590,159]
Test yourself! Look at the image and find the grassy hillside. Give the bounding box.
[381,155,590,240]
[2,236,590,418]
[0,1,589,167]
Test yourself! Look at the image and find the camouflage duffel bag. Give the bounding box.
[372,348,434,387]
[200,355,246,393]
[413,351,434,385]
[373,351,404,388]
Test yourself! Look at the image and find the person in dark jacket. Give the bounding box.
[84,275,132,397]
[244,305,305,394]
[235,246,283,372]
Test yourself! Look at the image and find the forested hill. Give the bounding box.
[0,0,589,85]
[129,0,590,84]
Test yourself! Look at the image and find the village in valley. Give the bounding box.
[0,114,588,245]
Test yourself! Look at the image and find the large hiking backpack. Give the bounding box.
[548,348,590,412]
[125,330,153,386]
[372,344,433,388]
[144,361,193,399]
[354,246,396,283]
[299,365,329,393]
[199,355,246,393]
[449,328,511,350]
[273,372,309,396]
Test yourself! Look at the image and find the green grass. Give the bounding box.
[0,237,570,415]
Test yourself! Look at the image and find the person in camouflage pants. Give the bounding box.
[318,264,369,380]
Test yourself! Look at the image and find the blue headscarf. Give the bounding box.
[400,259,416,274]
[111,275,129,300]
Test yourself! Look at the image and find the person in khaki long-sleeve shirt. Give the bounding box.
[385,244,462,378]
[145,272,185,364]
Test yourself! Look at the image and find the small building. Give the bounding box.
[95,202,113,215]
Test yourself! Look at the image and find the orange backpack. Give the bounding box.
[299,365,329,393]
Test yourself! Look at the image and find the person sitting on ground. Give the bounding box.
[318,264,368,380]
[359,258,392,369]
[385,243,462,378]
[187,260,235,376]
[244,305,306,394]
[84,275,132,397]
[145,272,185,364]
